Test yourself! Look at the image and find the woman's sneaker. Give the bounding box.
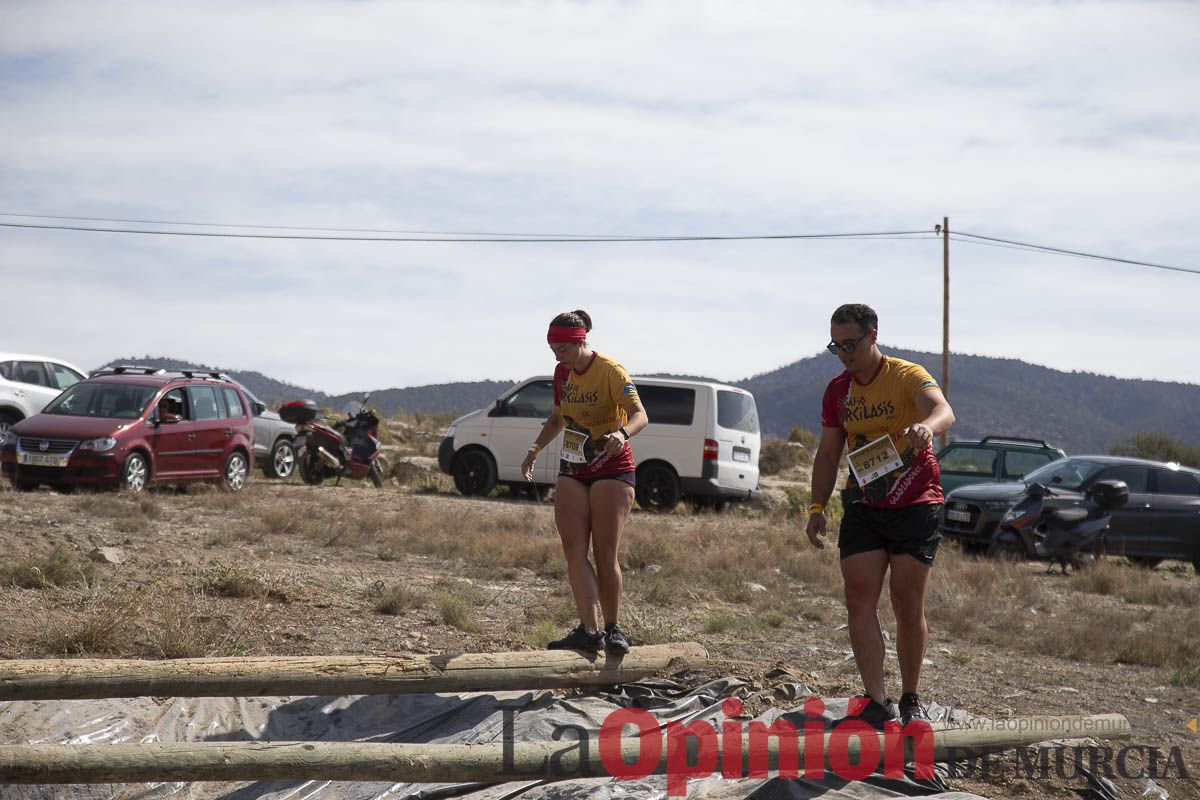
[546,625,605,653]
[898,692,931,725]
[604,623,631,654]
[832,694,897,729]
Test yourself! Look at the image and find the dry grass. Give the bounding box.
[200,564,299,603]
[0,543,98,589]
[926,547,1199,670]
[37,580,259,659]
[374,583,424,615]
[40,583,147,655]
[1067,559,1200,606]
[522,618,562,649]
[436,594,477,632]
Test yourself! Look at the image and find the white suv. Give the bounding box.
[0,352,87,436]
[438,376,762,511]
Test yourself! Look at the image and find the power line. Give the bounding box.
[953,229,1198,275]
[1,209,1192,274]
[0,211,631,239]
[0,220,932,243]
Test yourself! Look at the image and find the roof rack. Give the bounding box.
[979,435,1053,448]
[89,366,232,381]
[91,365,167,376]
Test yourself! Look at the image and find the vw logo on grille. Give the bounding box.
[39,440,50,452]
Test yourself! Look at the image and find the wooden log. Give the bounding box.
[0,714,1130,784]
[0,643,707,701]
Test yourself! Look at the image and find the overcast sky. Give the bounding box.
[2,1,1197,394]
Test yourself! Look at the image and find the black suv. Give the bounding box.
[937,436,1065,494]
[943,455,1200,569]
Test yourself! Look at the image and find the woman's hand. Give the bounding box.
[601,431,627,456]
[521,450,537,482]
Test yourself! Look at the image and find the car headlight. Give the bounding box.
[984,499,1014,511]
[444,425,457,438]
[1,431,16,447]
[78,437,118,452]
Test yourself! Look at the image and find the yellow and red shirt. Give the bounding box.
[821,356,943,508]
[554,353,640,478]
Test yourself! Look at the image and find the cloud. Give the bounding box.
[1,1,1198,393]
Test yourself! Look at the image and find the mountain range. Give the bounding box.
[103,351,1200,454]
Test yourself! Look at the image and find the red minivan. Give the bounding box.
[0,367,256,492]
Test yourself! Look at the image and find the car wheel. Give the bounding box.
[265,439,296,479]
[221,451,249,492]
[299,452,324,486]
[1127,556,1162,569]
[0,411,19,438]
[453,449,497,497]
[636,464,680,513]
[120,453,149,493]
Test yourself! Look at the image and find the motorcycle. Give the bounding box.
[279,396,389,488]
[987,478,1129,572]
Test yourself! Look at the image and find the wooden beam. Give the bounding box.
[0,715,1130,784]
[0,643,707,701]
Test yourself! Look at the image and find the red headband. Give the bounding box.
[547,325,587,344]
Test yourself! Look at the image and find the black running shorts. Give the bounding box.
[837,497,943,566]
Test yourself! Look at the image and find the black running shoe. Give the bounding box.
[832,694,897,729]
[898,692,931,726]
[546,624,605,653]
[604,623,631,654]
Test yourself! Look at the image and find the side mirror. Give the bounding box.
[160,411,181,424]
[252,401,266,416]
[489,399,506,418]
[1090,480,1130,510]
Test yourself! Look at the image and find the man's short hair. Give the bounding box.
[831,304,878,334]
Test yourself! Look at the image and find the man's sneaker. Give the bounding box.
[832,694,897,729]
[899,692,931,726]
[546,624,605,653]
[604,623,631,655]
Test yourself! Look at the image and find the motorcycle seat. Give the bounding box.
[1049,507,1088,524]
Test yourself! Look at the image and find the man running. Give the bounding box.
[806,304,955,727]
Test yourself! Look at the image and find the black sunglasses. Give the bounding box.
[826,331,873,355]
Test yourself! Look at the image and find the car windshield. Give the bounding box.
[43,383,157,419]
[1023,458,1105,490]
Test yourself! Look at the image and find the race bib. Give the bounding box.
[561,429,590,464]
[847,434,904,486]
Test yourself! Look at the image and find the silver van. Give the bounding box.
[437,376,761,511]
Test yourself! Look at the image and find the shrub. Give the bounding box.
[789,427,819,448]
[759,439,811,476]
[0,544,98,589]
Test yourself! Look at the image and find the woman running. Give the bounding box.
[521,310,649,654]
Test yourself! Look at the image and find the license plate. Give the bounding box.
[946,509,971,523]
[733,451,750,463]
[18,452,69,468]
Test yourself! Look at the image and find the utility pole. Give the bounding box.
[941,216,950,450]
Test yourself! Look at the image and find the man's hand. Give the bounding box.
[520,450,537,482]
[902,422,934,451]
[806,512,827,549]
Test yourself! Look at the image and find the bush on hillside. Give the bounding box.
[1108,432,1200,468]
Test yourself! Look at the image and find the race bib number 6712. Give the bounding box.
[847,434,904,486]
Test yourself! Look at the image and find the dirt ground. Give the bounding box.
[1,471,1197,799]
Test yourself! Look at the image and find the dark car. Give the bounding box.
[942,455,1200,569]
[937,436,1066,494]
[0,367,255,493]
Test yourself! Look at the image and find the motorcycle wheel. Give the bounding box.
[299,453,325,486]
[369,457,388,488]
[986,539,1027,563]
